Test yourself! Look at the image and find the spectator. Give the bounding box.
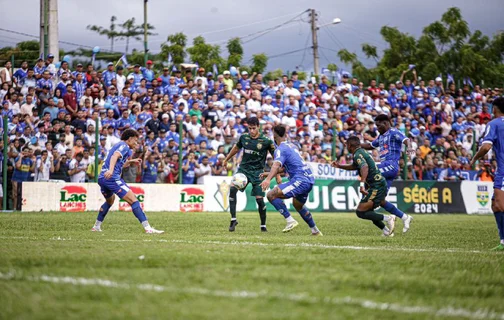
[12,147,35,210]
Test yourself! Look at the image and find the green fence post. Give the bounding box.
[2,116,8,211]
[178,120,183,184]
[331,123,337,160]
[403,127,409,180]
[94,118,99,182]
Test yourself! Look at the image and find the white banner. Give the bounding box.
[460,181,494,214]
[22,182,205,213]
[308,162,359,180]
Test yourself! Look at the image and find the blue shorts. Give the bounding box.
[378,162,399,190]
[98,176,130,199]
[492,174,504,200]
[278,178,313,204]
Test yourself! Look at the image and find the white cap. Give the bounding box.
[433,97,440,103]
[181,90,189,95]
[265,95,272,100]
[223,70,230,75]
[435,77,442,82]
[241,71,248,75]
[162,114,169,119]
[191,90,198,94]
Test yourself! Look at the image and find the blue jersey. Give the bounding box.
[371,128,407,163]
[274,142,314,183]
[482,116,504,177]
[100,141,132,180]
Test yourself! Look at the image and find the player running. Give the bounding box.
[260,124,322,236]
[223,117,276,232]
[361,114,414,233]
[91,128,164,234]
[333,136,396,237]
[470,97,504,251]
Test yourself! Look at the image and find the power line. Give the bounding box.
[297,33,311,68]
[0,27,113,52]
[242,10,310,44]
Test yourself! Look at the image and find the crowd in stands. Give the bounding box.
[0,55,501,209]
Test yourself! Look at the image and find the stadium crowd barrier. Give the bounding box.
[22,178,493,214]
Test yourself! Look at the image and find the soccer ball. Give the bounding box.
[232,173,248,190]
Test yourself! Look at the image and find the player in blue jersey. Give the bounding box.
[91,129,164,234]
[361,114,414,233]
[260,124,322,236]
[470,97,504,251]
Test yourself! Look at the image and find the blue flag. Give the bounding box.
[39,52,44,60]
[321,67,330,75]
[447,73,454,87]
[172,65,177,72]
[408,64,416,70]
[213,64,218,76]
[466,77,474,88]
[167,53,173,65]
[120,54,128,67]
[195,62,199,69]
[91,53,96,65]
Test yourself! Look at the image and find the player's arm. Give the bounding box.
[361,143,374,150]
[402,137,415,157]
[104,151,122,179]
[470,143,492,167]
[223,144,240,167]
[331,161,357,171]
[260,161,282,191]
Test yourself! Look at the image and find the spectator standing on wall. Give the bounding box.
[12,147,35,211]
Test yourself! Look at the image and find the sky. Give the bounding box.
[0,0,503,73]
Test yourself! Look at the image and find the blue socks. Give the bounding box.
[131,201,147,223]
[97,202,112,222]
[382,201,404,219]
[495,212,504,241]
[270,198,291,218]
[299,206,316,228]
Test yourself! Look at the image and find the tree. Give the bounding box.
[226,37,243,67]
[339,7,504,87]
[117,18,156,54]
[0,41,41,67]
[87,16,119,52]
[160,33,187,66]
[250,53,268,74]
[264,68,283,82]
[327,63,338,72]
[186,36,223,72]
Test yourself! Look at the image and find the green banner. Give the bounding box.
[241,180,463,214]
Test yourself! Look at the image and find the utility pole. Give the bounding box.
[143,0,148,65]
[40,0,59,61]
[310,8,320,78]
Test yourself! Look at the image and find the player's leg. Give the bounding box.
[378,163,412,227]
[266,185,298,232]
[92,178,115,231]
[117,180,164,234]
[228,185,239,231]
[491,187,504,251]
[251,179,267,231]
[356,188,395,236]
[292,197,321,236]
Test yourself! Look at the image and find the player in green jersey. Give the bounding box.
[223,117,278,232]
[332,136,396,236]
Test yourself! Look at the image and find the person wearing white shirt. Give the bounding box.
[35,150,54,181]
[68,152,88,183]
[195,156,212,184]
[261,96,277,113]
[116,66,127,93]
[246,91,261,113]
[281,108,297,129]
[20,94,36,116]
[284,80,301,101]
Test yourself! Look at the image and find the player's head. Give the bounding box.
[374,114,391,134]
[493,97,504,117]
[346,136,361,154]
[247,117,260,137]
[273,124,287,144]
[121,128,140,149]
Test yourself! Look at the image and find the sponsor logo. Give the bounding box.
[476,185,489,207]
[180,187,204,212]
[214,180,231,211]
[60,186,87,212]
[402,184,453,213]
[256,143,262,150]
[119,186,145,211]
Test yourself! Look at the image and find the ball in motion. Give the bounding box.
[232,173,248,190]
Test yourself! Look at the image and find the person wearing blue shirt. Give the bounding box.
[142,153,161,183]
[470,97,504,251]
[36,71,53,92]
[444,159,464,181]
[141,60,155,83]
[13,61,28,85]
[12,147,35,211]
[260,124,322,236]
[102,63,117,88]
[92,129,163,233]
[361,114,414,232]
[182,152,199,184]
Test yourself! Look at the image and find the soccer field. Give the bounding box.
[0,211,503,320]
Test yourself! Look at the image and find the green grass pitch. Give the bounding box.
[0,211,503,320]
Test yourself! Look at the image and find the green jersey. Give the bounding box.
[353,148,386,187]
[236,133,275,174]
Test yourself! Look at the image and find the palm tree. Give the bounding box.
[118,18,157,54]
[87,16,119,51]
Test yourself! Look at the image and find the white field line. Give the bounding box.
[0,271,502,320]
[0,236,487,254]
